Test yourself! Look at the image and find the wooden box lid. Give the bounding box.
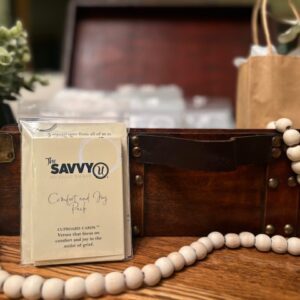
[64,0,252,101]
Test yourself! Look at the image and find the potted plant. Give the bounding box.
[0,21,47,128]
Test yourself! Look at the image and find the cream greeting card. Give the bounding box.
[21,122,131,266]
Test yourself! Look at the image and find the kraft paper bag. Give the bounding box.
[236,0,300,128]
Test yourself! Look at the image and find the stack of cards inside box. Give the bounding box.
[21,121,132,266]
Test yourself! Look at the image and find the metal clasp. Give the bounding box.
[0,133,15,163]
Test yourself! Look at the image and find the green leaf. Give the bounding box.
[0,47,12,66]
[0,21,48,102]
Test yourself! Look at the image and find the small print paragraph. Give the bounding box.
[55,225,102,249]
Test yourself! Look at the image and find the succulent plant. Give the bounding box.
[270,0,300,24]
[0,20,47,102]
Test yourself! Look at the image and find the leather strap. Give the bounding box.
[135,134,274,171]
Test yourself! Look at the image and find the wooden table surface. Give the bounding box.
[0,236,299,300]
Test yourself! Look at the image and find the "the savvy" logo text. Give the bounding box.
[46,157,109,179]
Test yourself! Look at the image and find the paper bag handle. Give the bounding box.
[251,0,273,53]
[252,0,262,45]
[252,0,300,54]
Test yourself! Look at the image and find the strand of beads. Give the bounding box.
[267,118,300,184]
[0,232,299,300]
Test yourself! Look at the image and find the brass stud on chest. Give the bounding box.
[268,178,279,189]
[265,224,275,235]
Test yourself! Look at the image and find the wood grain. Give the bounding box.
[1,126,300,237]
[0,236,299,299]
[129,128,300,237]
[66,2,252,102]
[0,129,21,235]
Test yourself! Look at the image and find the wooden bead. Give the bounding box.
[286,146,300,162]
[142,264,161,287]
[288,237,300,256]
[123,266,143,290]
[283,129,300,146]
[266,121,276,129]
[167,252,185,271]
[22,275,44,300]
[155,257,174,278]
[225,233,241,249]
[190,242,208,260]
[255,234,271,252]
[85,273,105,298]
[275,118,293,133]
[65,277,86,299]
[42,278,64,300]
[198,237,214,253]
[239,232,255,248]
[0,270,9,292]
[208,232,225,249]
[42,278,65,300]
[291,161,300,175]
[105,272,126,295]
[3,275,25,299]
[179,246,197,266]
[271,236,288,254]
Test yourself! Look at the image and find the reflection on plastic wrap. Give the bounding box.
[19,84,234,129]
[186,96,234,129]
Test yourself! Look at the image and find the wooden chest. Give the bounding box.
[0,0,299,238]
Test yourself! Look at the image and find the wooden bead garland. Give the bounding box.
[207,231,225,249]
[64,277,86,300]
[41,278,64,300]
[283,129,300,146]
[271,236,288,254]
[141,264,161,287]
[0,231,299,299]
[1,117,300,299]
[123,266,144,290]
[104,272,126,295]
[225,233,241,249]
[0,270,10,292]
[198,237,214,253]
[291,161,300,175]
[167,252,185,271]
[154,257,174,278]
[269,117,300,183]
[239,232,255,248]
[255,234,272,252]
[85,273,105,298]
[275,118,293,133]
[288,238,300,256]
[21,275,45,300]
[178,245,197,265]
[266,121,276,129]
[3,275,25,299]
[190,242,208,260]
[286,145,300,162]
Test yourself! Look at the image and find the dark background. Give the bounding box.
[7,0,255,71]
